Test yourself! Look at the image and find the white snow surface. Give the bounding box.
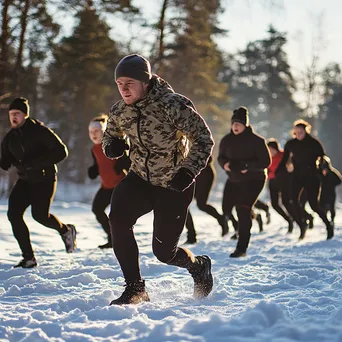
[1,194,342,342]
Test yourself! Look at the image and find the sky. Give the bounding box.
[1,185,342,341]
[134,0,342,74]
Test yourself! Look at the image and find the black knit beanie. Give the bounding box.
[9,97,30,115]
[267,139,280,152]
[115,54,152,82]
[231,106,249,126]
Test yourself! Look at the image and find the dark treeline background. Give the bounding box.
[0,0,341,196]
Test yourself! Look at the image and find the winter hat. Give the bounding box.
[9,97,30,115]
[115,54,152,83]
[89,114,107,132]
[231,106,249,126]
[267,138,280,152]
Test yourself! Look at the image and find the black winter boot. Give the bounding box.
[327,223,334,240]
[229,249,246,258]
[14,255,37,268]
[98,241,113,249]
[287,220,294,233]
[299,223,307,240]
[256,214,263,232]
[110,280,150,305]
[219,215,229,237]
[61,224,77,253]
[265,205,271,225]
[189,255,213,299]
[230,232,238,240]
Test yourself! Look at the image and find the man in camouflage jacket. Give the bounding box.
[102,54,214,305]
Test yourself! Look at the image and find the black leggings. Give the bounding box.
[268,178,292,223]
[222,177,266,252]
[92,187,113,240]
[109,172,197,282]
[185,164,224,239]
[291,173,330,228]
[7,178,66,258]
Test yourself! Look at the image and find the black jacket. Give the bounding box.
[0,118,68,182]
[218,126,271,183]
[276,134,324,176]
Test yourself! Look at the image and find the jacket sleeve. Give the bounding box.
[102,104,128,159]
[276,141,291,174]
[0,134,15,171]
[88,150,99,179]
[331,168,342,186]
[27,126,68,169]
[246,138,271,172]
[218,135,229,169]
[170,96,214,177]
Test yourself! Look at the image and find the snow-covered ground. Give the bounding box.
[1,193,342,342]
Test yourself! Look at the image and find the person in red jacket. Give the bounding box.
[267,139,294,232]
[88,114,129,249]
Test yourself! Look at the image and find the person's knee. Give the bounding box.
[197,201,207,211]
[7,209,21,223]
[31,210,49,224]
[152,241,174,264]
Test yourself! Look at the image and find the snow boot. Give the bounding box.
[265,205,271,225]
[98,241,113,249]
[230,232,238,240]
[287,220,294,233]
[229,249,246,258]
[110,280,150,305]
[306,214,314,229]
[61,224,77,253]
[14,255,37,268]
[299,224,307,240]
[327,223,334,240]
[219,215,229,237]
[189,255,213,299]
[256,213,263,232]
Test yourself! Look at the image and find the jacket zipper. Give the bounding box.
[135,106,151,182]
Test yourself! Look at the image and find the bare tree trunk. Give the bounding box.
[0,0,10,96]
[14,0,30,96]
[155,0,168,75]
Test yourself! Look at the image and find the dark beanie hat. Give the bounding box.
[115,54,152,82]
[9,97,30,115]
[267,138,280,151]
[231,106,249,126]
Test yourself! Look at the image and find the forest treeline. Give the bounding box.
[1,0,341,194]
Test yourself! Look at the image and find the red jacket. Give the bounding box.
[268,151,284,180]
[90,144,125,189]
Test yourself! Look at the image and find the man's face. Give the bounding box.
[89,127,103,144]
[294,126,306,141]
[116,77,149,105]
[9,110,27,128]
[231,122,246,135]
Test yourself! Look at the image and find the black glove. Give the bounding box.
[114,153,131,175]
[88,165,99,179]
[105,137,129,158]
[229,160,248,172]
[168,167,195,192]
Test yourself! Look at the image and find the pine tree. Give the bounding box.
[44,6,121,183]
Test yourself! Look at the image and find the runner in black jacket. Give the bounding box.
[276,119,333,240]
[218,106,271,258]
[0,97,76,268]
[317,156,341,227]
[185,156,228,243]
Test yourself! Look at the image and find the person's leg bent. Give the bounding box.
[109,172,153,281]
[30,180,67,233]
[7,179,33,257]
[92,187,113,238]
[152,184,195,268]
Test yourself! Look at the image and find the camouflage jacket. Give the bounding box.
[102,75,214,188]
